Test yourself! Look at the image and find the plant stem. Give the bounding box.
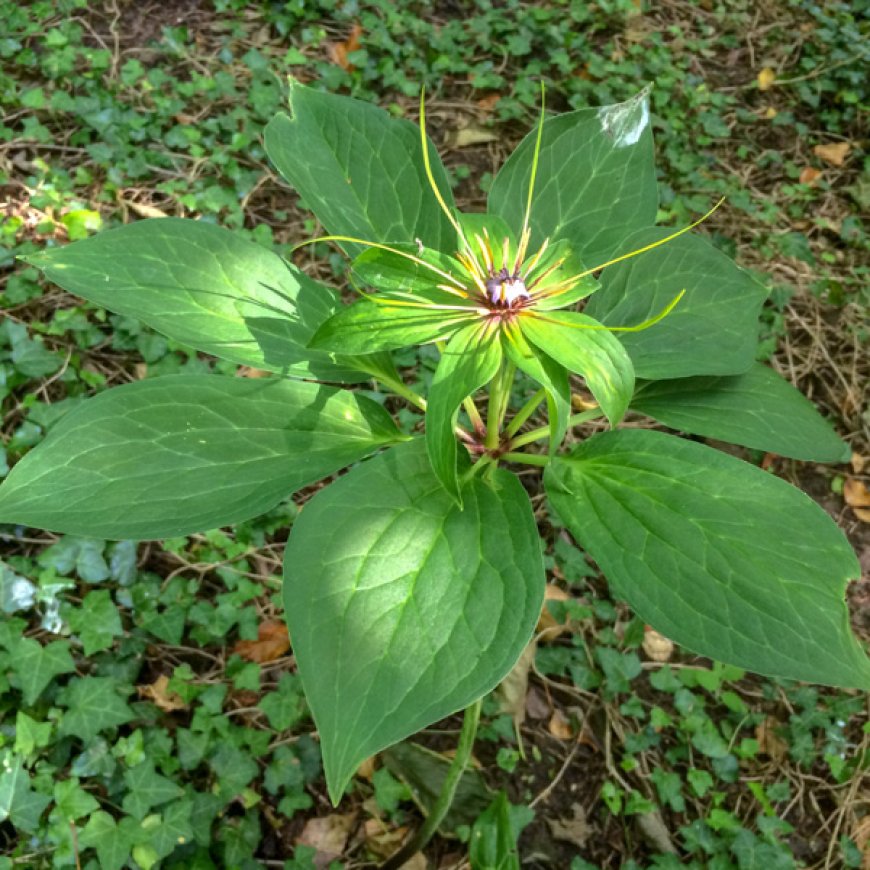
[502,451,549,467]
[463,396,485,435]
[484,360,516,451]
[509,407,604,449]
[378,376,427,412]
[381,699,483,870]
[504,387,547,438]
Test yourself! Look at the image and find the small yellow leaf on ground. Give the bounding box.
[798,167,822,185]
[813,141,851,166]
[757,67,776,90]
[232,620,290,663]
[844,478,870,509]
[851,453,867,474]
[642,626,674,662]
[854,507,870,524]
[137,674,187,712]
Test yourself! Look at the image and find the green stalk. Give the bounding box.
[504,387,547,438]
[463,396,485,435]
[484,360,516,451]
[377,376,427,412]
[502,451,549,467]
[509,407,604,449]
[382,699,482,870]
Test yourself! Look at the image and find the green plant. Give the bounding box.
[1,80,867,864]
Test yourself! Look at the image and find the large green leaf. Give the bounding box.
[23,218,365,381]
[632,363,849,462]
[283,440,544,802]
[545,430,869,688]
[520,311,634,426]
[489,89,657,266]
[585,229,767,379]
[265,81,456,255]
[0,375,403,539]
[310,297,476,354]
[427,322,502,501]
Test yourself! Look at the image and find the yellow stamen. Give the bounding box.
[475,233,493,273]
[293,234,466,291]
[527,257,566,291]
[419,89,486,278]
[557,197,727,286]
[521,237,550,280]
[520,82,546,244]
[522,289,686,333]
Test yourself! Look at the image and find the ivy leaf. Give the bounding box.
[259,674,307,731]
[426,322,502,502]
[58,677,135,742]
[80,812,138,870]
[11,638,76,705]
[67,590,123,655]
[545,429,870,688]
[585,230,766,379]
[147,799,194,860]
[0,375,404,540]
[53,777,100,820]
[632,363,849,462]
[489,89,657,266]
[0,754,51,834]
[283,440,545,802]
[122,760,185,819]
[265,80,457,256]
[520,311,634,426]
[22,218,365,381]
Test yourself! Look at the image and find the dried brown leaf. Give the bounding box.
[497,642,535,727]
[642,626,675,662]
[537,583,570,641]
[755,716,789,761]
[298,813,357,866]
[137,674,187,712]
[328,23,363,71]
[547,803,591,847]
[125,200,169,219]
[548,708,573,740]
[448,124,498,149]
[798,167,822,185]
[813,141,851,166]
[233,620,290,663]
[844,478,870,509]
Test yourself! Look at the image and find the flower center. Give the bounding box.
[485,268,530,308]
